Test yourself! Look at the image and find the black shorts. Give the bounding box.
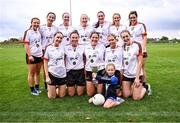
[67,69,85,87]
[114,70,121,89]
[26,54,43,64]
[143,52,148,58]
[85,69,106,84]
[48,72,66,86]
[122,75,143,83]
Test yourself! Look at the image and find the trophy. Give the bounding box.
[90,64,100,84]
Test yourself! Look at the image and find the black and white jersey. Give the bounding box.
[93,21,111,46]
[44,45,66,78]
[39,24,58,50]
[58,24,74,46]
[123,42,143,78]
[84,43,105,71]
[109,25,127,47]
[23,29,43,57]
[76,25,94,46]
[105,46,123,72]
[64,44,85,71]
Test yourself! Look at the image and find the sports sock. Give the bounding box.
[35,84,39,89]
[30,87,35,92]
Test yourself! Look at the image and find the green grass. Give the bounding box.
[0,43,180,122]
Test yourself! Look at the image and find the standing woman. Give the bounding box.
[84,32,105,97]
[105,34,123,96]
[44,32,66,99]
[23,17,43,96]
[64,30,85,96]
[58,12,74,47]
[127,11,151,94]
[121,30,147,100]
[39,12,58,90]
[93,11,111,47]
[109,13,127,47]
[76,14,94,46]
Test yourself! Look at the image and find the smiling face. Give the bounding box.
[53,32,63,47]
[90,32,99,47]
[106,64,116,76]
[62,13,70,25]
[108,35,117,48]
[113,13,120,25]
[97,11,105,24]
[46,12,56,26]
[70,32,79,47]
[129,13,137,26]
[121,31,131,44]
[31,18,40,31]
[80,14,88,27]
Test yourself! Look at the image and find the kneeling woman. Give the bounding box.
[44,32,67,99]
[121,30,147,100]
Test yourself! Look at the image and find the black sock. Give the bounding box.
[30,87,34,92]
[35,84,39,89]
[142,82,148,91]
[44,82,47,89]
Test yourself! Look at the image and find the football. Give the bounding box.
[92,94,105,106]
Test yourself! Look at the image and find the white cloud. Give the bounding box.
[0,0,180,41]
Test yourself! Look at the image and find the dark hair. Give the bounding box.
[47,12,56,20]
[120,30,131,38]
[54,31,63,37]
[112,13,121,26]
[31,17,40,23]
[128,11,138,26]
[95,11,105,28]
[90,31,99,38]
[62,12,69,18]
[70,30,79,37]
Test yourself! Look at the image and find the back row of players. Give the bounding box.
[23,11,151,101]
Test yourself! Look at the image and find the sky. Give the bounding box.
[0,0,180,41]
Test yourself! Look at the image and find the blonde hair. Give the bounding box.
[105,63,116,71]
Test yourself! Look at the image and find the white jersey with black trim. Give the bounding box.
[24,29,43,57]
[93,21,111,46]
[64,44,85,71]
[109,24,127,47]
[84,43,105,71]
[76,25,94,46]
[127,23,147,44]
[39,24,58,50]
[105,46,123,72]
[44,45,66,78]
[58,24,74,47]
[123,42,143,78]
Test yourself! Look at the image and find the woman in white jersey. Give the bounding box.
[23,17,43,96]
[76,14,94,46]
[39,12,58,90]
[58,12,74,47]
[109,13,127,47]
[128,11,148,80]
[93,11,111,47]
[105,34,123,96]
[121,30,147,100]
[64,30,85,96]
[84,32,105,97]
[44,32,66,99]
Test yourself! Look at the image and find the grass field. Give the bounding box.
[0,43,180,122]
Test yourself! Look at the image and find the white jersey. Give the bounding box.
[123,42,143,78]
[58,24,74,47]
[93,21,111,46]
[127,23,147,44]
[76,25,94,46]
[44,45,66,78]
[84,43,105,71]
[23,29,43,57]
[105,46,123,72]
[109,24,127,47]
[39,24,58,50]
[64,44,85,71]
